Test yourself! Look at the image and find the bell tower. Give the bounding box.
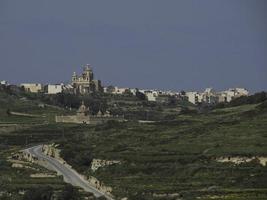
[72,72,77,83]
[83,64,94,81]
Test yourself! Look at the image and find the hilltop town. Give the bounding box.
[0,64,249,106]
[0,65,267,200]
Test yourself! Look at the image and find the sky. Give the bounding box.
[0,0,267,92]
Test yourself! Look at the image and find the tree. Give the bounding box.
[106,85,115,93]
[123,88,133,96]
[229,92,267,107]
[168,96,178,106]
[135,89,146,101]
[60,184,81,200]
[23,186,53,200]
[6,109,11,115]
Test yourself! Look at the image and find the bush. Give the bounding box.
[60,143,93,172]
[23,186,53,200]
[135,90,146,101]
[257,100,267,112]
[229,92,267,107]
[163,114,177,120]
[60,184,81,200]
[180,107,198,115]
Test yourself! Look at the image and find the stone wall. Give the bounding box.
[216,156,267,166]
[88,176,113,196]
[55,115,90,124]
[56,115,124,125]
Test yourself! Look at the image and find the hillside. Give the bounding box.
[57,101,267,199]
[0,87,267,199]
[0,89,96,200]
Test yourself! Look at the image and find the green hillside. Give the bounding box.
[58,101,267,199]
[1,87,267,200]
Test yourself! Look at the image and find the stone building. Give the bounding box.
[21,83,43,93]
[56,101,124,124]
[55,101,91,124]
[44,84,63,94]
[186,87,249,104]
[71,64,103,94]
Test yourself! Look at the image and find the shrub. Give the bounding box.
[229,92,267,107]
[180,107,198,115]
[60,143,93,172]
[23,186,53,200]
[60,184,81,200]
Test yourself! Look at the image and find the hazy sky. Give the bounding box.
[0,0,267,92]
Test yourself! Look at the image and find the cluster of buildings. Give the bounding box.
[102,86,249,104]
[1,64,249,105]
[103,86,181,102]
[186,87,249,105]
[138,89,180,102]
[18,64,103,95]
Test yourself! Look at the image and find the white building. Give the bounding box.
[112,87,129,94]
[130,88,138,96]
[21,83,42,93]
[45,84,63,94]
[0,80,8,86]
[186,92,203,104]
[186,88,218,104]
[221,90,236,102]
[218,88,249,103]
[202,88,218,104]
[103,87,108,93]
[235,88,249,96]
[144,91,159,101]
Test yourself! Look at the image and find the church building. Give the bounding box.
[72,64,103,94]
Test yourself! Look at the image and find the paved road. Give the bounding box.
[25,145,113,200]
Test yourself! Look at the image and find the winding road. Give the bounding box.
[25,145,113,200]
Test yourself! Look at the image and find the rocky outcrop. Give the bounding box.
[9,154,40,171]
[11,151,38,163]
[216,156,267,166]
[91,159,121,172]
[88,176,113,196]
[11,163,24,168]
[42,144,61,160]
